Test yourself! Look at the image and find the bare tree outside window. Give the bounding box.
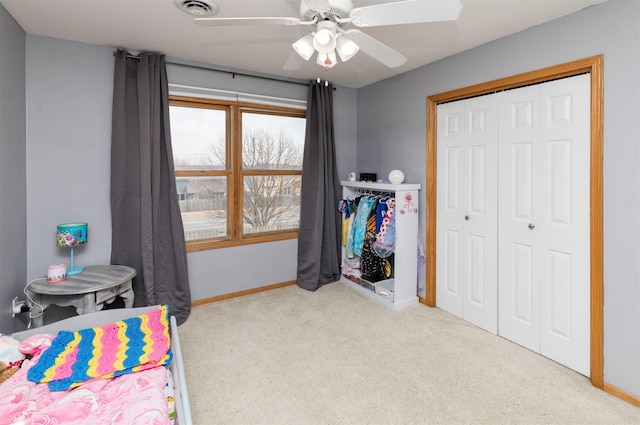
[241,128,303,170]
[206,125,304,233]
[243,175,301,228]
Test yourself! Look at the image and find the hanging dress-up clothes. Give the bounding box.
[373,197,396,258]
[345,195,362,259]
[349,196,377,258]
[375,195,390,234]
[337,198,354,247]
[361,202,393,282]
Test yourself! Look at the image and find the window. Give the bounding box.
[169,96,306,252]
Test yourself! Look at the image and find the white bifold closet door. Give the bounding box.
[498,74,590,376]
[436,73,590,376]
[436,94,499,334]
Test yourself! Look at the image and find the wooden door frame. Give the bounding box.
[424,55,604,388]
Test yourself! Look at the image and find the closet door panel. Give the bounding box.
[444,147,461,211]
[513,142,534,220]
[538,74,590,377]
[513,243,535,322]
[462,96,498,334]
[466,145,488,306]
[465,234,486,304]
[443,229,461,296]
[442,147,462,304]
[547,250,572,337]
[468,146,487,214]
[510,242,538,350]
[437,96,498,333]
[437,103,465,318]
[498,85,542,352]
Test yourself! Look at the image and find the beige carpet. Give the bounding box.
[178,282,640,424]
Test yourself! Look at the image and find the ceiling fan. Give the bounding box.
[195,0,463,69]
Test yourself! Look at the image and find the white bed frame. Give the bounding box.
[12,306,193,425]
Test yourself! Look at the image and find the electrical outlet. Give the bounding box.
[12,297,28,317]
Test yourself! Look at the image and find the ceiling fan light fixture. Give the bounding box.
[335,35,359,62]
[313,28,337,54]
[317,51,337,69]
[292,34,315,61]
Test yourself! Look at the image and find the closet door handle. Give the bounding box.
[528,223,535,230]
[464,215,470,221]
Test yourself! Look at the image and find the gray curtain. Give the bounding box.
[110,50,191,324]
[296,81,342,291]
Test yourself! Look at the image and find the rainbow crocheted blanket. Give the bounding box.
[27,305,173,391]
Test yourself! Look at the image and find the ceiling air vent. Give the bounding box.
[175,0,219,17]
[300,0,352,21]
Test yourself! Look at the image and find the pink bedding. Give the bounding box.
[0,334,172,425]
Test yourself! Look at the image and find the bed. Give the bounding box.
[3,305,192,425]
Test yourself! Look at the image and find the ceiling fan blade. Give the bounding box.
[349,0,463,27]
[195,17,301,26]
[345,30,407,68]
[284,52,305,70]
[302,0,332,13]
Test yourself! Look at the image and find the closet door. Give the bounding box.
[538,74,590,376]
[436,95,499,333]
[498,74,590,375]
[496,84,542,352]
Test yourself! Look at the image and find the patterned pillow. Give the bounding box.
[0,334,25,370]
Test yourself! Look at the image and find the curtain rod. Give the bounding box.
[168,61,312,87]
[114,51,316,87]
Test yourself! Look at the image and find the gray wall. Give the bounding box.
[357,0,640,398]
[25,36,115,282]
[0,5,26,333]
[16,35,357,318]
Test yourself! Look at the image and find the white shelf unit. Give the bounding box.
[340,181,421,310]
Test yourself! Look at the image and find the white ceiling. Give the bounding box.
[1,0,606,89]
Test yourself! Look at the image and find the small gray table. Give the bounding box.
[26,265,136,327]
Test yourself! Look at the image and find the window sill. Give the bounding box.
[186,231,298,253]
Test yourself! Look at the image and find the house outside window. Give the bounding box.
[169,96,306,251]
